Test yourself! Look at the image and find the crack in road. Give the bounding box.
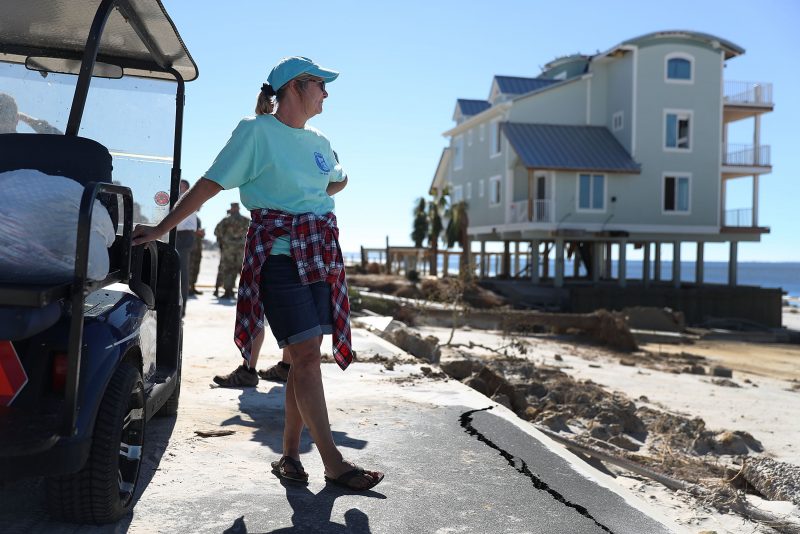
[460,407,614,534]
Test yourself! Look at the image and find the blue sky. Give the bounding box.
[163,0,800,262]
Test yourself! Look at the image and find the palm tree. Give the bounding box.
[411,197,428,247]
[427,191,446,276]
[445,200,470,278]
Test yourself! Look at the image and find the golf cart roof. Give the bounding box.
[0,0,198,82]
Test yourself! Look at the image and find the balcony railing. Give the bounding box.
[723,144,771,166]
[724,208,754,227]
[724,81,773,106]
[509,199,553,224]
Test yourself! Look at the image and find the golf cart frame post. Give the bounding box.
[59,0,189,437]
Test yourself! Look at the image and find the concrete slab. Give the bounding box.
[0,290,681,533]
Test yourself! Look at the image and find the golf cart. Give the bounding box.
[0,0,197,523]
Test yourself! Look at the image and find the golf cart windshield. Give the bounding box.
[1,63,175,225]
[0,0,198,228]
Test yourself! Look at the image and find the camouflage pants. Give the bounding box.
[218,244,244,292]
[189,238,202,288]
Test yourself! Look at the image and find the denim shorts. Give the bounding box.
[260,255,332,348]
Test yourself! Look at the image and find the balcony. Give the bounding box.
[721,208,768,234]
[722,143,771,177]
[508,199,553,224]
[724,81,773,122]
[724,208,753,227]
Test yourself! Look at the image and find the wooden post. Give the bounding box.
[643,242,651,287]
[672,242,681,289]
[443,250,449,277]
[618,241,627,288]
[479,241,486,278]
[360,246,367,268]
[502,240,511,277]
[530,240,540,283]
[728,241,738,286]
[542,242,550,280]
[654,243,662,282]
[696,242,704,284]
[554,239,564,288]
[385,236,391,274]
[514,241,520,277]
[572,243,580,278]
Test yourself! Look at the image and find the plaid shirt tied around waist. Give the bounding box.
[234,209,353,370]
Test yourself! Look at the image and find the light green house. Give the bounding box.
[432,31,773,297]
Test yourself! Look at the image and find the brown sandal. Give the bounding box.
[324,466,384,491]
[271,456,308,484]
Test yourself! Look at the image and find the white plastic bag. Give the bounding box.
[0,169,116,283]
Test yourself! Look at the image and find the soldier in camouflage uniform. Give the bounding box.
[213,202,250,299]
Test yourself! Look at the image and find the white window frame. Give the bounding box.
[663,109,693,152]
[465,182,472,200]
[662,172,692,215]
[467,129,473,146]
[575,173,606,213]
[453,134,464,170]
[452,185,463,203]
[479,179,485,197]
[612,110,624,132]
[490,119,502,158]
[479,123,485,142]
[489,175,502,206]
[665,52,694,84]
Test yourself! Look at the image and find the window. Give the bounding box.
[453,135,464,170]
[664,110,691,150]
[452,185,463,203]
[663,174,690,213]
[665,53,693,82]
[612,111,624,132]
[479,179,485,197]
[466,182,472,200]
[490,120,502,157]
[577,173,605,211]
[489,175,502,205]
[553,71,567,81]
[467,129,473,146]
[479,124,485,142]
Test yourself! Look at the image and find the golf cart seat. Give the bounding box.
[0,133,116,225]
[0,133,132,312]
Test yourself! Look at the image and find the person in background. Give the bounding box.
[175,179,197,316]
[0,92,62,134]
[212,208,229,297]
[189,217,205,295]
[131,56,383,491]
[214,202,249,299]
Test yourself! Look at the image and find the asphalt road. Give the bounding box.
[0,289,679,533]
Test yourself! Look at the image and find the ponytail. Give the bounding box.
[255,83,276,115]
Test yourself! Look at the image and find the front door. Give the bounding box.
[535,174,547,221]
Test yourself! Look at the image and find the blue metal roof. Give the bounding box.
[495,76,559,95]
[456,99,491,116]
[501,123,641,173]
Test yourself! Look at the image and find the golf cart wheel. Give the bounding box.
[46,363,145,524]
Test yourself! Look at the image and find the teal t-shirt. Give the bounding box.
[204,114,346,255]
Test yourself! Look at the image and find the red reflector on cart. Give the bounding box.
[0,341,27,406]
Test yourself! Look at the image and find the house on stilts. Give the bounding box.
[430,30,781,326]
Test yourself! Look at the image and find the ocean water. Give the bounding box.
[349,253,800,299]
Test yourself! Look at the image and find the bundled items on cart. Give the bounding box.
[0,169,115,283]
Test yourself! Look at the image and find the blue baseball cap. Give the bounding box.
[267,56,339,91]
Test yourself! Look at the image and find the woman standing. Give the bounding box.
[132,57,383,491]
